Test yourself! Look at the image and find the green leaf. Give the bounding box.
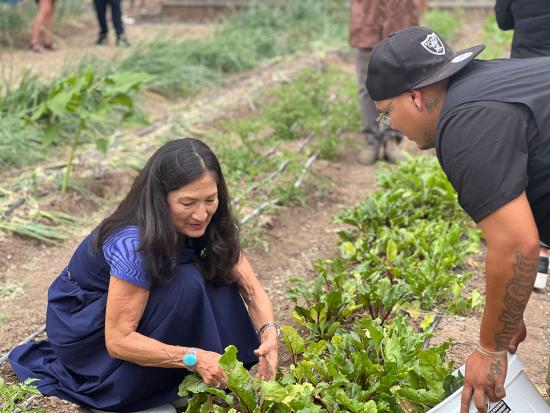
[42,122,62,147]
[280,325,305,358]
[95,138,108,154]
[386,239,398,262]
[178,374,209,397]
[105,71,154,95]
[259,380,288,403]
[219,345,257,413]
[47,89,75,117]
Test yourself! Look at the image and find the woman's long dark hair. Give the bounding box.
[93,138,240,286]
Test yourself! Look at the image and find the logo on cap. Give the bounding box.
[421,33,446,56]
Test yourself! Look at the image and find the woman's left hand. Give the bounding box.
[254,330,278,381]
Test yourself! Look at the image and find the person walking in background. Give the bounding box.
[94,0,130,47]
[495,0,550,58]
[348,0,424,165]
[30,0,57,53]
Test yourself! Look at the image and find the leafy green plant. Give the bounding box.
[179,319,463,413]
[30,69,152,192]
[0,377,43,413]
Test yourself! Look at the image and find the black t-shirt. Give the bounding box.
[436,100,550,244]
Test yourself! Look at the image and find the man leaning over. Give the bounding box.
[366,27,550,412]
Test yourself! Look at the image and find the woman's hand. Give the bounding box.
[194,349,227,388]
[254,329,278,380]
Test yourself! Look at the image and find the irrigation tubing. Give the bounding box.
[13,394,40,413]
[422,314,443,350]
[240,151,319,225]
[233,133,315,205]
[0,324,46,367]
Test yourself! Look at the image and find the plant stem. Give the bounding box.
[61,125,82,192]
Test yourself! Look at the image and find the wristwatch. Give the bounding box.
[183,347,198,371]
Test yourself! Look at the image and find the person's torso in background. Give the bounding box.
[349,0,423,49]
[509,0,550,58]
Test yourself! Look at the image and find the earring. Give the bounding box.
[415,103,421,111]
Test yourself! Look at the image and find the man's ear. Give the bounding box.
[408,90,422,111]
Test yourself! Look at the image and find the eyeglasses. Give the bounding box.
[376,99,394,128]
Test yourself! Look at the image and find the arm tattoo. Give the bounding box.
[494,251,537,350]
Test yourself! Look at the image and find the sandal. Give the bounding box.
[29,43,44,53]
[43,42,59,51]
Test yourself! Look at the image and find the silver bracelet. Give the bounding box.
[257,321,279,340]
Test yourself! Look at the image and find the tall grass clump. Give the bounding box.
[480,14,513,59]
[119,0,348,97]
[420,9,463,42]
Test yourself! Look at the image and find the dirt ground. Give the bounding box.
[1,10,549,413]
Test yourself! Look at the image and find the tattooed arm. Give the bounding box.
[460,192,539,413]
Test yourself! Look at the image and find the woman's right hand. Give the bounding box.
[194,349,227,388]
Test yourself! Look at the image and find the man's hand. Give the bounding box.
[460,350,507,413]
[507,319,527,353]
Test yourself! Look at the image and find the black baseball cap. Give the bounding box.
[366,27,485,101]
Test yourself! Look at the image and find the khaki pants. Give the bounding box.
[355,48,381,147]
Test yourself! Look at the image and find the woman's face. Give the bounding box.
[167,172,219,238]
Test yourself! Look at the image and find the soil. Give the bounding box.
[1,10,549,413]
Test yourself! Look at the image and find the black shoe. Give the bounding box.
[116,36,130,47]
[96,34,108,45]
[534,255,548,290]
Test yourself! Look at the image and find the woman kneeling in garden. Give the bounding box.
[9,138,279,413]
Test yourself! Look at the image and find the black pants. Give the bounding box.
[94,0,124,37]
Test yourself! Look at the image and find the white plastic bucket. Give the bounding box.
[427,353,550,413]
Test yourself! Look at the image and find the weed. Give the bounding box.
[0,282,24,299]
[0,377,43,413]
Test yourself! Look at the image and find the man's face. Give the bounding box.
[375,92,438,150]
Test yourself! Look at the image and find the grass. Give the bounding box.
[420,9,464,42]
[480,14,513,59]
[119,0,348,97]
[0,281,24,299]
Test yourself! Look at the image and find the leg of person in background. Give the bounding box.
[355,48,382,165]
[30,0,52,52]
[534,243,548,290]
[94,0,109,45]
[111,0,130,46]
[41,0,58,50]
